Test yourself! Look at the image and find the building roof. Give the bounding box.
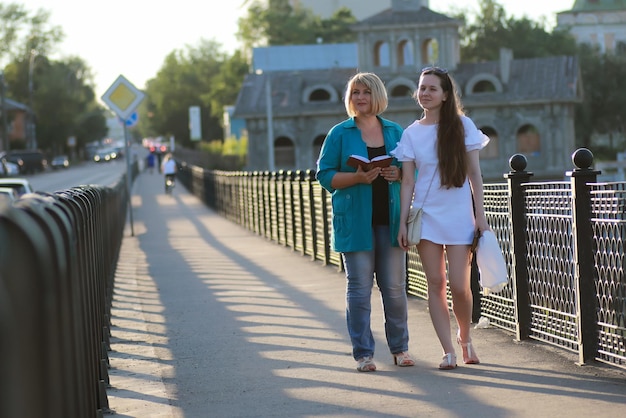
[352,5,458,28]
[233,54,580,119]
[455,55,581,106]
[3,98,29,112]
[252,44,358,72]
[571,0,626,12]
[234,68,356,119]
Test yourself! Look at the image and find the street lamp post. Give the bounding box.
[265,72,275,171]
[28,49,38,149]
[256,69,275,171]
[1,70,9,152]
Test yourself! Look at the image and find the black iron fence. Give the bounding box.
[0,175,132,418]
[176,149,626,370]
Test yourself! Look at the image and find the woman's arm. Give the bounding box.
[467,149,490,232]
[397,160,416,250]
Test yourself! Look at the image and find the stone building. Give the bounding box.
[234,0,582,181]
[557,0,626,53]
[0,98,30,152]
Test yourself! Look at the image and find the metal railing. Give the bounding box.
[176,149,626,370]
[0,171,134,417]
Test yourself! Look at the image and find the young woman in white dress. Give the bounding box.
[392,67,490,370]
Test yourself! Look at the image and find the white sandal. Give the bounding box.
[439,353,457,370]
[393,352,415,367]
[356,356,376,372]
[457,330,480,364]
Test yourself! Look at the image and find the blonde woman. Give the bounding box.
[317,72,413,372]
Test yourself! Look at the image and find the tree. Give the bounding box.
[3,55,106,153]
[1,2,104,155]
[202,50,249,121]
[0,2,63,65]
[237,0,356,48]
[139,40,228,147]
[575,44,626,157]
[459,0,577,61]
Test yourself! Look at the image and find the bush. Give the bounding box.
[176,136,247,171]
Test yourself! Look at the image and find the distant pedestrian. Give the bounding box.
[146,153,156,174]
[162,153,177,194]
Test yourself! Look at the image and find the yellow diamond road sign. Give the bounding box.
[101,75,145,121]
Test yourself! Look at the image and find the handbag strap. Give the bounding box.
[418,170,436,209]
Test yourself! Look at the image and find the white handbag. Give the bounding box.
[406,207,423,245]
[406,171,435,246]
[475,230,508,295]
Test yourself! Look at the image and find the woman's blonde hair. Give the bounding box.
[344,72,388,117]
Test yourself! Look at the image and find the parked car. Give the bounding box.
[0,178,35,197]
[0,150,47,174]
[51,155,70,169]
[1,157,20,177]
[93,148,117,163]
[0,186,19,204]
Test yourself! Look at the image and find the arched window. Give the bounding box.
[479,126,499,159]
[390,84,413,98]
[421,38,439,65]
[308,89,331,102]
[397,39,414,67]
[472,80,497,93]
[465,74,503,96]
[275,136,295,169]
[374,41,390,67]
[516,124,541,156]
[312,135,325,168]
[302,84,338,103]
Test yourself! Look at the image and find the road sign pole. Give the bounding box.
[101,75,144,238]
[124,124,135,236]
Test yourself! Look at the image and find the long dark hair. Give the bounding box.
[421,68,466,188]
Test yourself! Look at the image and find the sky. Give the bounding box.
[19,0,575,101]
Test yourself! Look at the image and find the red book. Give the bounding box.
[346,154,393,171]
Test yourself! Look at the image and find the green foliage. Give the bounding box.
[0,2,63,65]
[237,0,357,48]
[138,39,238,148]
[575,44,626,151]
[179,136,247,170]
[459,0,577,61]
[1,3,105,156]
[202,50,249,121]
[222,135,247,156]
[137,1,356,158]
[456,0,624,154]
[201,139,224,154]
[199,136,247,157]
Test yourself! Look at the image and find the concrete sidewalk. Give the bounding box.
[106,171,626,418]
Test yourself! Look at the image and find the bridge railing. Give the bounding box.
[0,169,134,418]
[177,149,626,370]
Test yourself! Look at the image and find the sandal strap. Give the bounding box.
[439,353,457,369]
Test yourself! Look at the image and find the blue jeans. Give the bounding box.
[342,225,409,360]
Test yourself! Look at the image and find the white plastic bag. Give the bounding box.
[475,230,508,295]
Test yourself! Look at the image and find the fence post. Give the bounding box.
[306,169,319,261]
[504,154,533,340]
[262,171,271,239]
[567,148,600,364]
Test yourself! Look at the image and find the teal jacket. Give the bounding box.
[316,116,403,253]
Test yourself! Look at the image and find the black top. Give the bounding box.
[368,145,389,226]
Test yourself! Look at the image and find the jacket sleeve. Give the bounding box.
[316,125,343,193]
